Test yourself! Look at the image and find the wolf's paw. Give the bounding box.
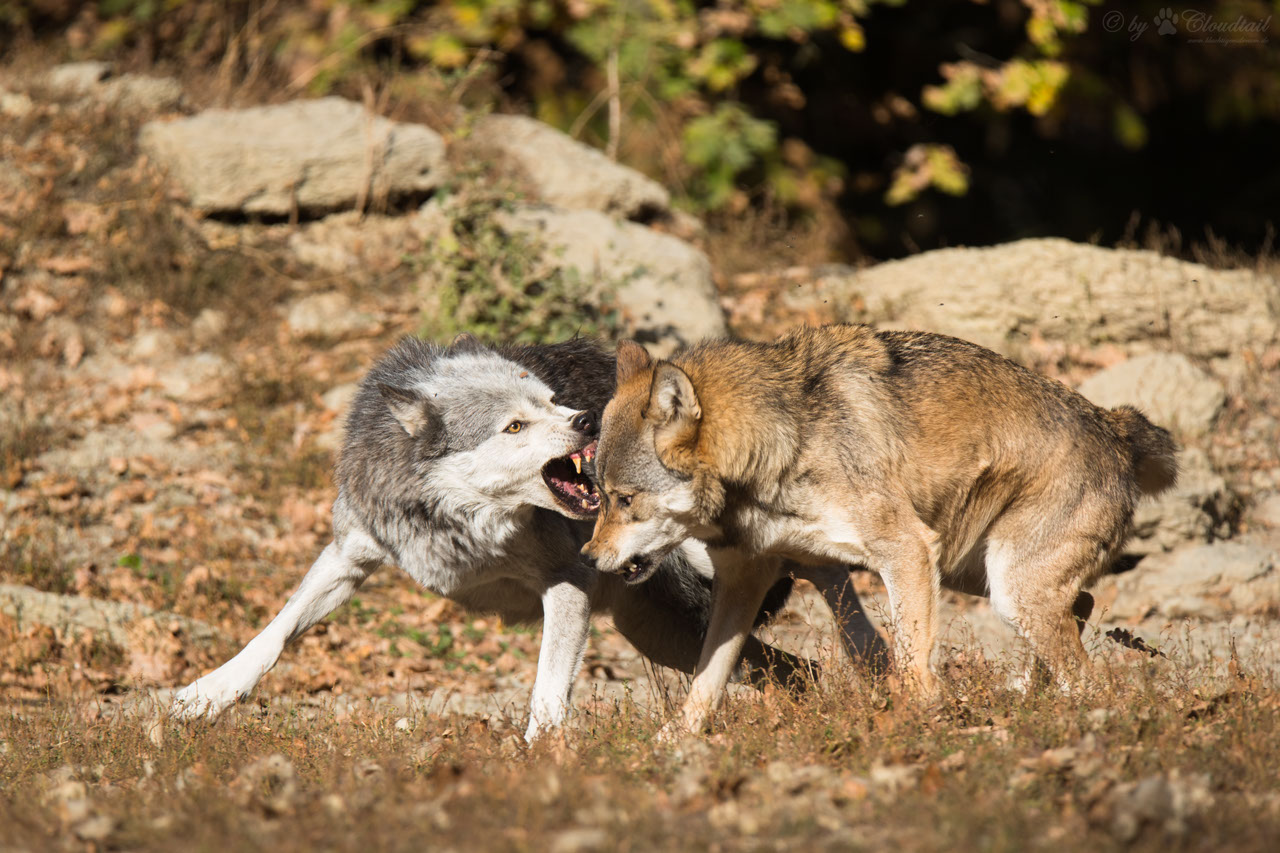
[1154,7,1177,35]
[654,719,689,748]
[170,676,241,720]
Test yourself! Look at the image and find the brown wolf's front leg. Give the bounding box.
[663,555,782,741]
[874,523,942,698]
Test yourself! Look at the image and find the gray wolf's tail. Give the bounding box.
[1107,405,1179,496]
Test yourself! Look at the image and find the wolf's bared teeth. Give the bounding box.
[580,498,591,509]
[572,455,582,474]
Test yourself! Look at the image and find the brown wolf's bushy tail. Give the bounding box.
[1107,405,1179,496]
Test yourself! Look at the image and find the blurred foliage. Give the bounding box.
[5,0,1278,254]
[413,176,619,343]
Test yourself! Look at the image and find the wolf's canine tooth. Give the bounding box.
[572,455,582,474]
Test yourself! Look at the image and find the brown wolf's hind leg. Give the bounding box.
[986,540,1095,691]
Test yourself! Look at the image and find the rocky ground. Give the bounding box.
[2,60,1280,850]
[3,58,1280,718]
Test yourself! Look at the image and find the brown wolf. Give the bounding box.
[582,325,1178,735]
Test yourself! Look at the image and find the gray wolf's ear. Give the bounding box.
[449,332,484,354]
[616,340,652,385]
[377,382,444,443]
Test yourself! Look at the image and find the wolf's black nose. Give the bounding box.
[571,411,595,434]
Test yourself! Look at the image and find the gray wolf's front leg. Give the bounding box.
[171,534,381,719]
[524,578,593,742]
[793,565,888,671]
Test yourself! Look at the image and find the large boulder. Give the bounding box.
[1101,542,1279,621]
[1077,353,1225,437]
[781,239,1279,358]
[470,114,670,220]
[140,98,447,215]
[496,205,726,353]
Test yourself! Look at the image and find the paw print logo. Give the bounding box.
[1155,8,1178,35]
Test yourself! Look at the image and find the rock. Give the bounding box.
[0,583,218,648]
[1078,353,1225,437]
[286,293,380,341]
[869,762,923,794]
[235,754,298,816]
[549,827,609,853]
[288,232,359,273]
[140,98,447,216]
[47,778,91,824]
[317,383,360,451]
[37,62,112,97]
[283,211,431,274]
[157,353,236,403]
[497,205,726,354]
[322,383,359,413]
[98,74,184,112]
[191,309,229,346]
[72,814,116,843]
[0,155,34,204]
[1,88,34,118]
[1250,492,1280,529]
[471,114,670,219]
[37,423,236,483]
[34,62,182,112]
[1128,449,1235,555]
[1100,772,1213,842]
[130,329,179,361]
[1104,542,1279,621]
[782,239,1279,359]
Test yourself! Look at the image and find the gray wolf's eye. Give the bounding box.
[504,421,524,434]
[618,494,633,508]
[550,395,558,406]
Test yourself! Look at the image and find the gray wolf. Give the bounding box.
[583,325,1177,735]
[173,335,883,740]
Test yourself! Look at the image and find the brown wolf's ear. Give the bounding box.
[649,362,701,468]
[615,340,652,385]
[378,383,445,450]
[449,332,483,354]
[649,363,701,425]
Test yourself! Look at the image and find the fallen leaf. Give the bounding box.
[39,255,95,275]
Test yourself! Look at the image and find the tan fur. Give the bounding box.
[584,325,1178,734]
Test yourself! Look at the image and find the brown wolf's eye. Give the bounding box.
[504,421,523,434]
[618,495,633,508]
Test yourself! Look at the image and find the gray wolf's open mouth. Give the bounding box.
[542,440,600,517]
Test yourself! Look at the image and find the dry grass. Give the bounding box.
[3,51,1279,853]
[2,656,1278,852]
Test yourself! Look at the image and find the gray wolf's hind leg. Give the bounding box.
[171,534,382,719]
[793,565,889,674]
